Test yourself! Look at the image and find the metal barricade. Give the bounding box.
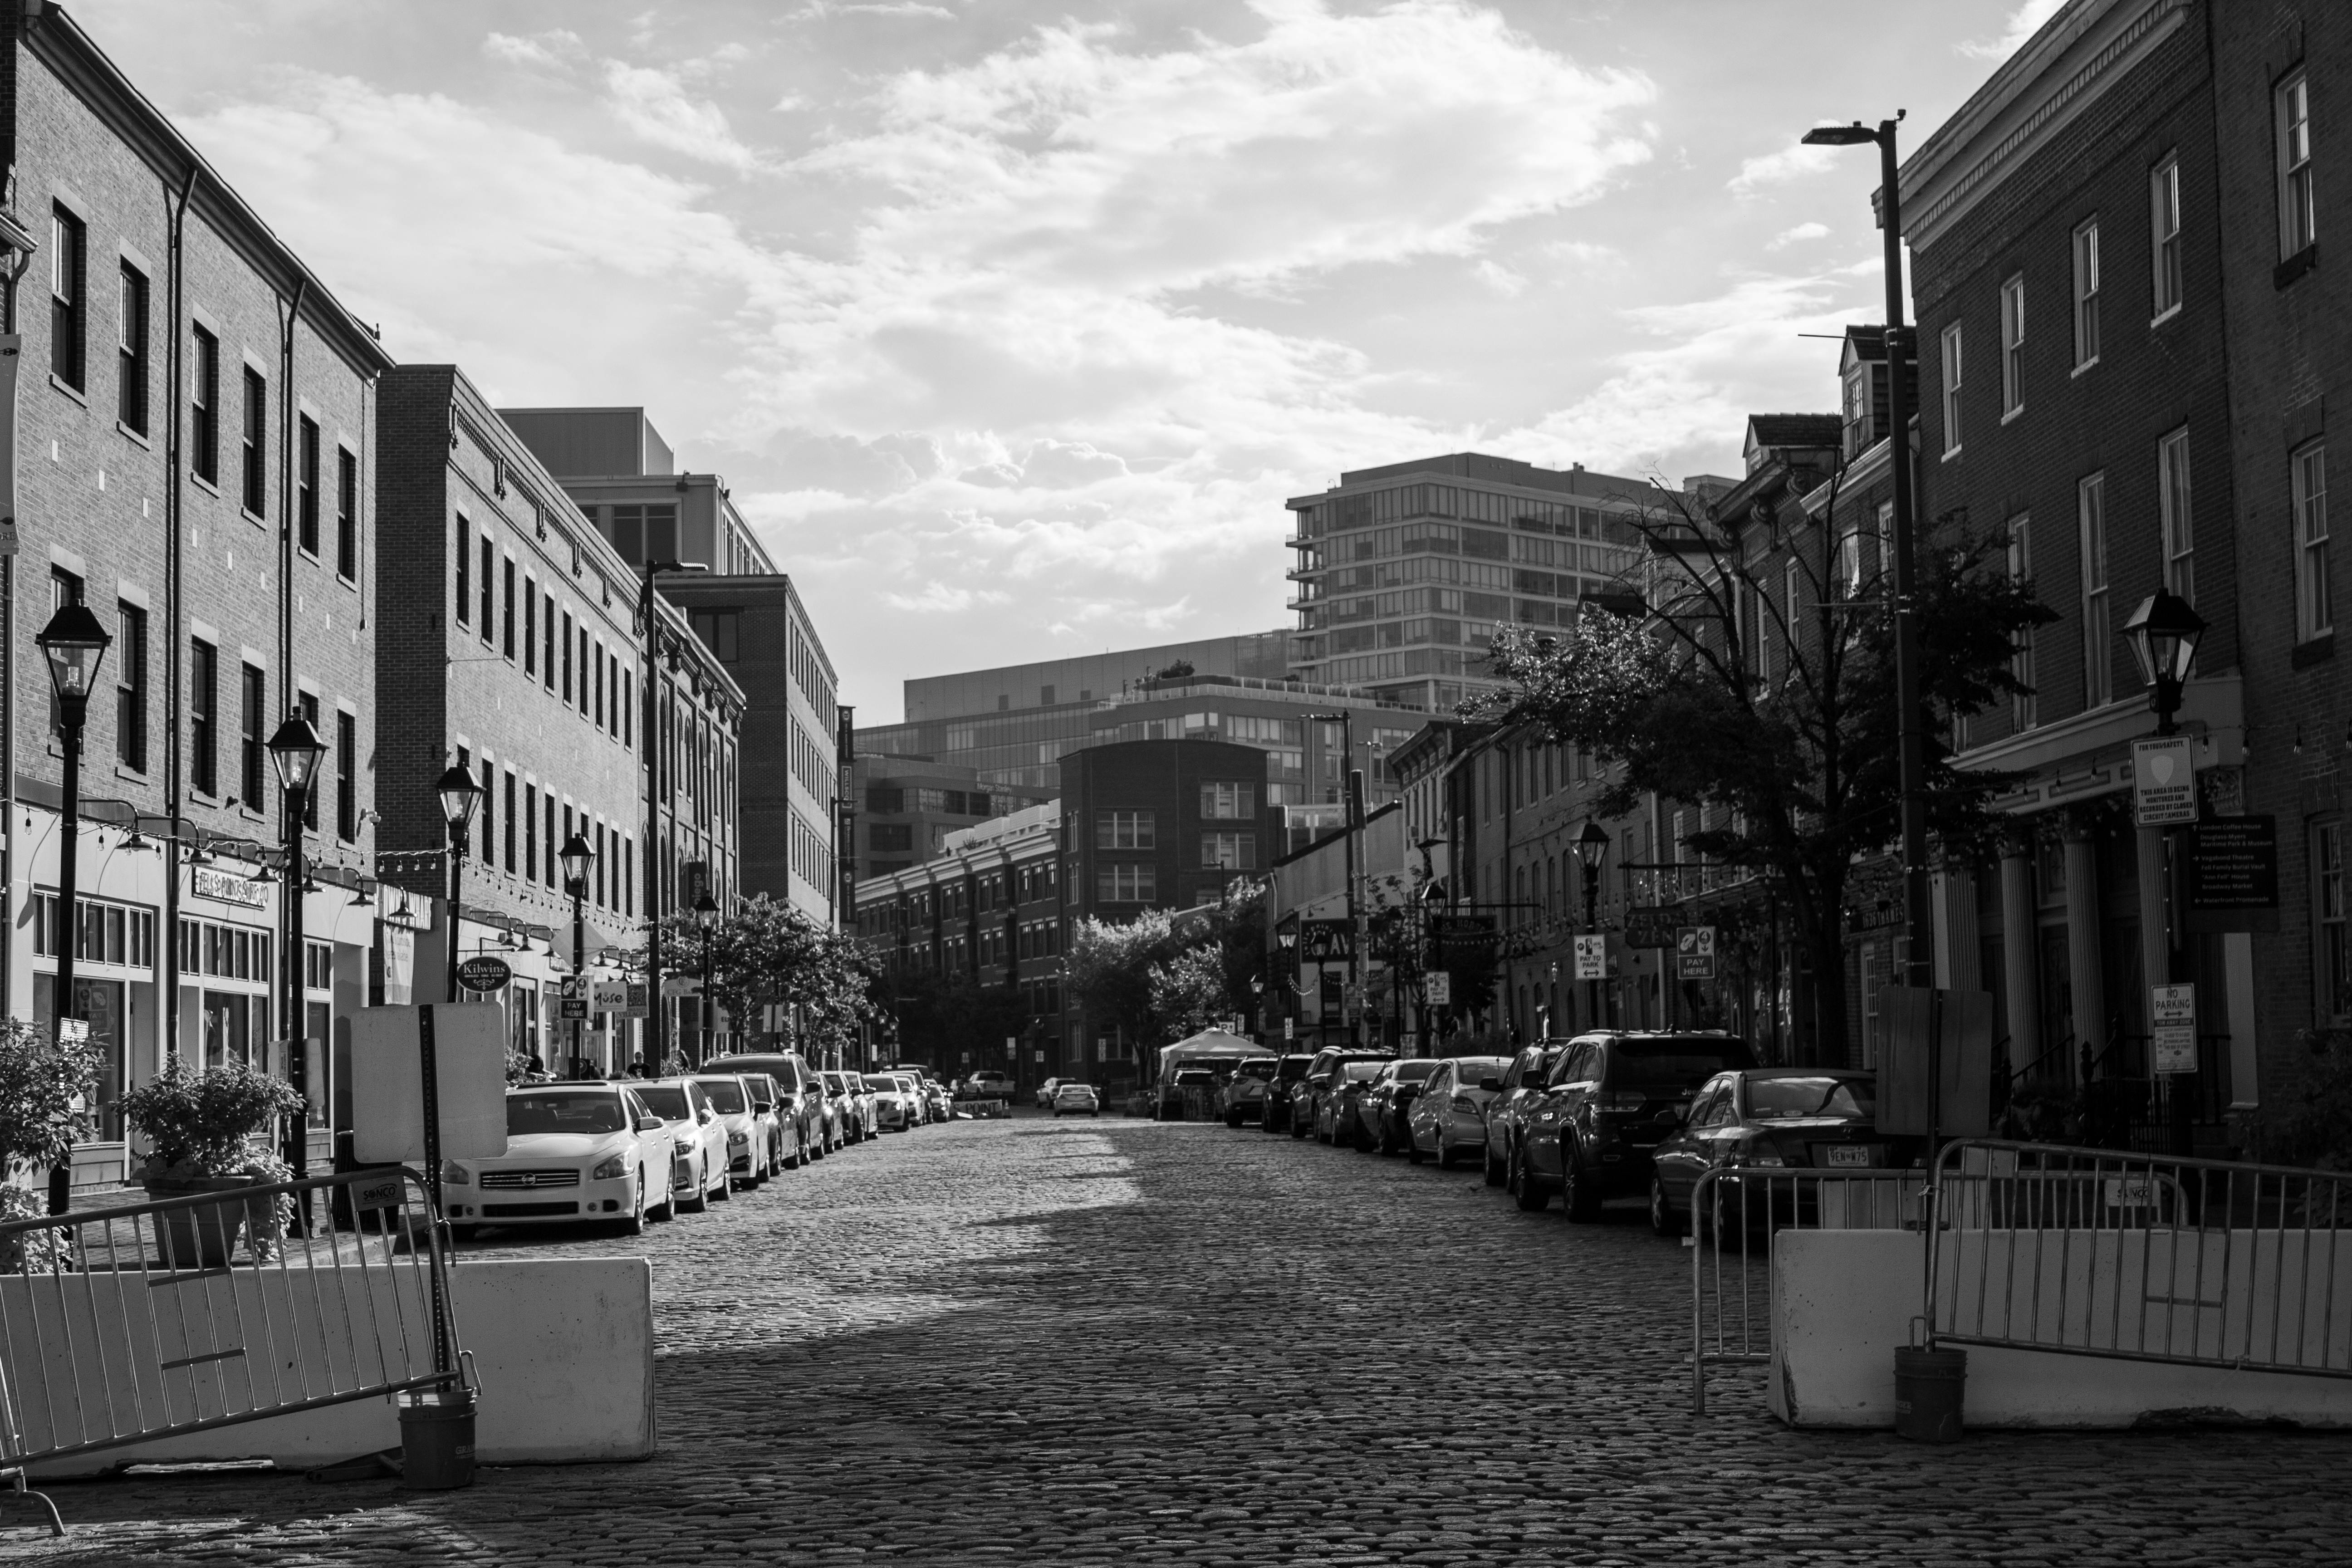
[0,1166,465,1533]
[1928,1139,2352,1381]
[1688,1166,1925,1414]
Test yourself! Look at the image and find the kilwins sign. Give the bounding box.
[192,867,267,908]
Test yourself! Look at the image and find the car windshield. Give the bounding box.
[1343,1062,1386,1082]
[1746,1076,1874,1120]
[1393,1061,1443,1081]
[696,1079,748,1114]
[1278,1058,1312,1082]
[1234,1060,1277,1080]
[506,1091,625,1136]
[1056,1085,1094,1097]
[1607,1041,1755,1093]
[633,1086,690,1119]
[861,1076,896,1091]
[1454,1057,1511,1080]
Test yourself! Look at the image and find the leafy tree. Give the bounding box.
[0,1019,100,1262]
[1477,478,2052,1064]
[1065,909,1193,1054]
[643,895,879,1058]
[1148,947,1230,1039]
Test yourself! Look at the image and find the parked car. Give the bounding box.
[823,1070,877,1142]
[922,1078,954,1122]
[1647,1068,1893,1236]
[1216,1057,1279,1127]
[706,1052,828,1160]
[866,1073,921,1131]
[1352,1059,1446,1154]
[963,1069,1015,1100]
[625,1078,734,1215]
[1050,1082,1102,1117]
[1513,1032,1761,1219]
[1318,1059,1393,1145]
[1480,1042,1576,1188]
[1291,1049,1394,1142]
[1257,1054,1316,1133]
[1405,1056,1512,1168]
[1036,1077,1067,1109]
[691,1073,770,1190]
[446,1083,676,1240]
[743,1072,804,1172]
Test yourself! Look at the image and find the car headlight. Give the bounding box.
[728,1132,749,1147]
[441,1160,471,1186]
[591,1155,628,1181]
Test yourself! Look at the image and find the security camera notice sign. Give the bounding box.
[2132,736,2196,827]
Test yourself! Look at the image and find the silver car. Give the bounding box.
[1405,1057,1512,1168]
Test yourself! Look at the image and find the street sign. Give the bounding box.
[625,982,650,1019]
[2187,816,2281,933]
[1676,926,1717,980]
[455,956,512,993]
[2151,984,2197,1075]
[1573,934,1606,980]
[54,1018,88,1046]
[1300,920,1355,961]
[1283,1019,1294,1041]
[1624,909,1677,950]
[2132,735,2196,827]
[558,976,587,1020]
[1423,970,1452,1007]
[591,980,630,1015]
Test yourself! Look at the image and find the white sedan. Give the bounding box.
[632,1078,733,1214]
[445,1083,676,1239]
[1050,1083,1102,1118]
[863,1073,920,1131]
[692,1073,772,1190]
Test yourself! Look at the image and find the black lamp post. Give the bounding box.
[265,713,326,1225]
[559,832,595,1078]
[693,890,720,1067]
[2122,590,2207,736]
[37,603,109,1217]
[1574,820,1609,1030]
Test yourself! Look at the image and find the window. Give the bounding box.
[336,710,356,842]
[560,609,573,701]
[1835,522,1862,600]
[523,578,537,675]
[593,641,605,729]
[298,691,320,831]
[455,516,470,627]
[2279,70,2316,260]
[1096,863,1156,903]
[1199,782,1256,820]
[1201,832,1256,871]
[1939,321,1962,455]
[524,781,537,882]
[502,556,516,658]
[2159,427,2193,604]
[1096,810,1154,849]
[479,536,494,642]
[239,662,265,806]
[2295,441,2331,642]
[117,262,149,432]
[115,601,146,772]
[2151,154,2183,317]
[2319,822,2350,1024]
[504,770,518,873]
[49,205,84,390]
[2000,274,2025,416]
[191,640,218,796]
[2008,517,2036,732]
[480,757,495,863]
[296,416,319,556]
[190,327,219,484]
[2071,219,2100,368]
[335,447,357,580]
[543,593,556,690]
[240,367,266,514]
[1784,557,1804,661]
[2079,474,2110,707]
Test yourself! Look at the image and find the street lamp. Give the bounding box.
[2122,590,2207,735]
[639,559,707,1078]
[36,602,109,1217]
[693,890,720,1067]
[1803,113,1931,990]
[1575,820,1609,1029]
[559,832,596,1078]
[265,713,326,1220]
[1307,710,1364,1045]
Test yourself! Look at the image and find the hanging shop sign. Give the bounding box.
[192,867,267,908]
[455,956,512,993]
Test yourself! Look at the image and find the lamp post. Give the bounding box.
[2123,589,2207,1155]
[36,603,110,1218]
[559,832,595,1078]
[638,559,706,1078]
[1575,819,1608,1030]
[265,713,326,1226]
[693,890,720,1067]
[1307,711,1363,1044]
[1803,115,1931,990]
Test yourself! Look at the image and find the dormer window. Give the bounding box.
[1842,358,1884,460]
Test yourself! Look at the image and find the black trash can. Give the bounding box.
[1893,1344,1966,1443]
[398,1388,477,1489]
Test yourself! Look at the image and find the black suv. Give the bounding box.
[1258,1054,1316,1132]
[1513,1032,1759,1219]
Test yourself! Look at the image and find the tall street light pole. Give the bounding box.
[1575,819,1609,1031]
[265,713,325,1228]
[1804,114,1931,990]
[37,603,110,1218]
[2124,589,2207,1155]
[1308,711,1364,1045]
[560,833,595,1078]
[693,890,720,1067]
[638,560,706,1075]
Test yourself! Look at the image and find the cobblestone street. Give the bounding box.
[3,1115,2347,1565]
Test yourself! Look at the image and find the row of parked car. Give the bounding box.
[441,1056,958,1239]
[1211,1032,1907,1232]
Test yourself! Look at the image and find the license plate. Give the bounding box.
[1825,1145,1872,1168]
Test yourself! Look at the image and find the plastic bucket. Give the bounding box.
[1893,1345,1967,1443]
[398,1389,477,1490]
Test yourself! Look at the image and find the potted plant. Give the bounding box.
[0,1019,101,1273]
[122,1060,304,1269]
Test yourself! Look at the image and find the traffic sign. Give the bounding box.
[558,976,588,1020]
[1573,934,1606,980]
[1423,970,1452,1007]
[456,956,512,993]
[1676,926,1717,980]
[2151,984,2197,1074]
[2132,736,2196,827]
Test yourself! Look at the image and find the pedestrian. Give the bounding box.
[627,1054,649,1078]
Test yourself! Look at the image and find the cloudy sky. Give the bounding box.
[76,0,2063,721]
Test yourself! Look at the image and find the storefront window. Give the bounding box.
[34,976,126,1140]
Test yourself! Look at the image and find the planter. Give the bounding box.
[142,1175,265,1270]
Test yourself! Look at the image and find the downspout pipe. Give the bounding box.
[162,162,196,1062]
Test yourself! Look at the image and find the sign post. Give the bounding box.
[1573,934,1606,980]
[2132,735,2197,827]
[2151,984,2197,1075]
[1676,926,1717,980]
[1423,970,1451,1007]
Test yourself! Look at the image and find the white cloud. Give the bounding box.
[1472,258,1528,296]
[1766,221,1828,250]
[601,62,761,171]
[482,30,585,70]
[1960,0,2068,61]
[1727,141,1836,196]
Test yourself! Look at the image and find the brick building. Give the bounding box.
[377,366,745,1074]
[4,6,391,1187]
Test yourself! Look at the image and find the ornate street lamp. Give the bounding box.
[693,890,720,1068]
[37,602,109,1216]
[559,832,596,1078]
[266,713,327,1222]
[1574,820,1609,1029]
[2122,590,2207,735]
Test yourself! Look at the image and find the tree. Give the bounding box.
[1147,947,1229,1039]
[1477,473,2052,1063]
[1065,909,1195,1058]
[642,895,879,1058]
[0,1020,99,1261]
[879,969,1033,1071]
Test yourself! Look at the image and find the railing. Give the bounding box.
[0,1167,464,1534]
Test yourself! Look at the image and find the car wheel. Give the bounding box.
[1436,1139,1456,1170]
[1649,1178,1686,1238]
[1354,1117,1376,1153]
[1406,1132,1426,1165]
[1484,1139,1507,1188]
[622,1173,647,1236]
[679,1162,709,1214]
[1225,1107,1243,1129]
[1511,1148,1549,1212]
[782,1146,801,1171]
[1379,1121,1403,1157]
[1562,1153,1600,1223]
[711,1161,732,1202]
